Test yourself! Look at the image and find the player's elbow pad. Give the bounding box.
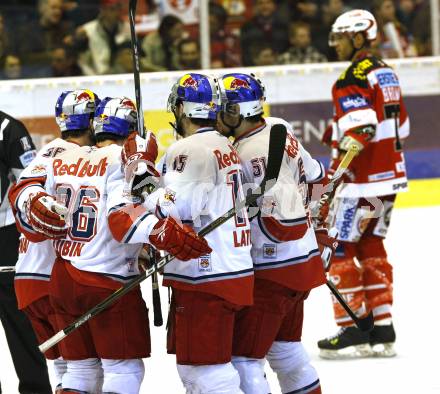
[259,216,309,242]
[107,204,144,243]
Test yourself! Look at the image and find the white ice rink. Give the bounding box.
[1,206,438,393]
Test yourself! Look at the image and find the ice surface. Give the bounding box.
[1,206,438,393]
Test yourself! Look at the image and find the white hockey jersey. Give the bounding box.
[13,138,78,309]
[12,144,159,290]
[234,117,326,291]
[150,128,254,306]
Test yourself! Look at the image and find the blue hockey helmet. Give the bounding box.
[55,89,100,132]
[218,73,266,118]
[93,97,138,138]
[167,73,220,121]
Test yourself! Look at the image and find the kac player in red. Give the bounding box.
[318,9,410,359]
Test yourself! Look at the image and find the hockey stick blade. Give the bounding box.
[39,124,287,354]
[326,280,374,332]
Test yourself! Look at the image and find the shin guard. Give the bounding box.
[329,257,366,326]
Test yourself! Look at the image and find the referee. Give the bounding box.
[0,111,52,393]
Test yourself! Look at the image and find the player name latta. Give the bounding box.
[53,157,108,177]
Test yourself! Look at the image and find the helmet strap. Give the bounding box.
[350,32,368,60]
[170,111,186,138]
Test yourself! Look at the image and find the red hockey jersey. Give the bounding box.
[328,52,410,198]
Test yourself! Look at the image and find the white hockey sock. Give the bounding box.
[177,362,243,393]
[266,341,320,394]
[232,356,270,394]
[62,358,102,393]
[53,357,67,389]
[101,359,144,394]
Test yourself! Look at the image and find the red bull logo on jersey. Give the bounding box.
[53,157,108,177]
[223,76,250,91]
[179,74,199,90]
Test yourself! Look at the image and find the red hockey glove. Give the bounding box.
[339,125,375,153]
[315,227,338,271]
[121,131,158,173]
[315,227,338,253]
[26,192,68,239]
[149,217,212,261]
[122,131,160,195]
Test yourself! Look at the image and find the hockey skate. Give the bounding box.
[317,326,372,359]
[369,324,396,357]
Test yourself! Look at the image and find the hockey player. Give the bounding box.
[10,96,210,394]
[0,111,52,394]
[10,89,101,393]
[317,9,410,359]
[121,73,255,393]
[216,72,334,394]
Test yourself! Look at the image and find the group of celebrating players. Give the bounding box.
[6,8,409,394]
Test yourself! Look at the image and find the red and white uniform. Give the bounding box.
[11,143,155,362]
[231,117,324,394]
[323,52,409,326]
[151,128,254,306]
[235,117,326,292]
[329,52,410,198]
[13,138,77,310]
[11,144,159,288]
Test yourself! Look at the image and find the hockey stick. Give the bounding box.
[0,266,15,273]
[326,280,374,332]
[128,0,145,139]
[316,145,359,224]
[150,248,163,327]
[39,124,288,353]
[320,228,374,332]
[317,145,374,332]
[128,0,163,325]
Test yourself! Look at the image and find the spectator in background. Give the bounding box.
[280,0,321,27]
[16,0,73,77]
[50,46,82,77]
[240,0,289,66]
[250,42,277,66]
[1,53,23,79]
[410,0,432,55]
[63,0,100,27]
[279,21,327,64]
[0,11,14,62]
[177,38,201,70]
[110,40,134,74]
[209,1,241,68]
[373,0,418,57]
[317,0,352,58]
[396,0,416,30]
[68,0,130,75]
[141,15,185,71]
